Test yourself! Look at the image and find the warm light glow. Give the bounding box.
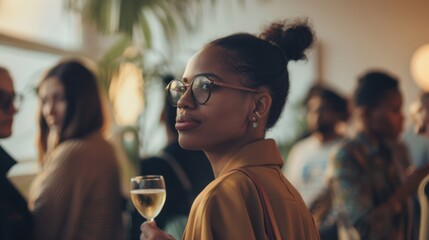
[411,43,429,91]
[109,63,144,126]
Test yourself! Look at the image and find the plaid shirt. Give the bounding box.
[329,132,414,240]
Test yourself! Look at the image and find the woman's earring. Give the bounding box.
[251,113,260,128]
[252,119,258,128]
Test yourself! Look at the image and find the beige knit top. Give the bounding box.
[28,131,124,240]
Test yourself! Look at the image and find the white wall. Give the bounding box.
[0,0,81,49]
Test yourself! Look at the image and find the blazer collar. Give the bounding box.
[219,139,283,177]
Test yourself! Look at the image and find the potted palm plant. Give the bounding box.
[66,0,210,92]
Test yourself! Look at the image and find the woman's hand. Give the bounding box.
[140,221,176,240]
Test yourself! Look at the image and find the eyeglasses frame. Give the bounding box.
[166,75,258,107]
[0,89,23,112]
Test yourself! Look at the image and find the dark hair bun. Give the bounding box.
[260,19,315,61]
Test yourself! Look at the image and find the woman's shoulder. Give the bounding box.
[53,132,115,164]
[199,170,256,202]
[59,132,111,150]
[192,170,259,218]
[220,169,256,186]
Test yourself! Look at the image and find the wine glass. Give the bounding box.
[130,175,166,222]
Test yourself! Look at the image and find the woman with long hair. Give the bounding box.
[29,60,124,240]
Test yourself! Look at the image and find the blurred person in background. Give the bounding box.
[411,92,429,136]
[28,60,124,240]
[0,66,33,239]
[283,85,349,240]
[402,91,429,238]
[284,85,349,206]
[130,74,214,240]
[403,92,429,168]
[329,71,429,240]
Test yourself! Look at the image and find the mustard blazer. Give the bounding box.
[184,139,320,240]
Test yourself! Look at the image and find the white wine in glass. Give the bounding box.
[130,175,166,222]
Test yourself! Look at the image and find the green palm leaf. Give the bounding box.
[65,0,256,93]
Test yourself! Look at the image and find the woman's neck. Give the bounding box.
[204,136,264,177]
[47,129,60,152]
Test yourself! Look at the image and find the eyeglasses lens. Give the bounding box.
[191,77,211,105]
[167,77,213,106]
[168,80,186,106]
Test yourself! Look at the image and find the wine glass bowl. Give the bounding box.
[130,175,166,222]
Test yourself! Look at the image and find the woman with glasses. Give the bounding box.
[140,19,320,240]
[0,67,33,240]
[28,60,124,240]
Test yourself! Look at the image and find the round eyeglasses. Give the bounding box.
[0,90,23,113]
[165,75,258,107]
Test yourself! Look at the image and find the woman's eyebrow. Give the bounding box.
[197,72,223,81]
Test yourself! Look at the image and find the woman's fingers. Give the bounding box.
[140,221,155,240]
[140,221,176,240]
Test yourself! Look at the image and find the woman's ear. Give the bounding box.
[252,92,272,118]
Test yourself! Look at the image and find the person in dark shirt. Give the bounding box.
[329,71,429,239]
[0,66,33,240]
[130,75,214,240]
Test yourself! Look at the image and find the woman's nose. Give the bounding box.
[45,101,55,115]
[176,87,196,109]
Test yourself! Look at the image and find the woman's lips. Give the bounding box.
[176,116,200,131]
